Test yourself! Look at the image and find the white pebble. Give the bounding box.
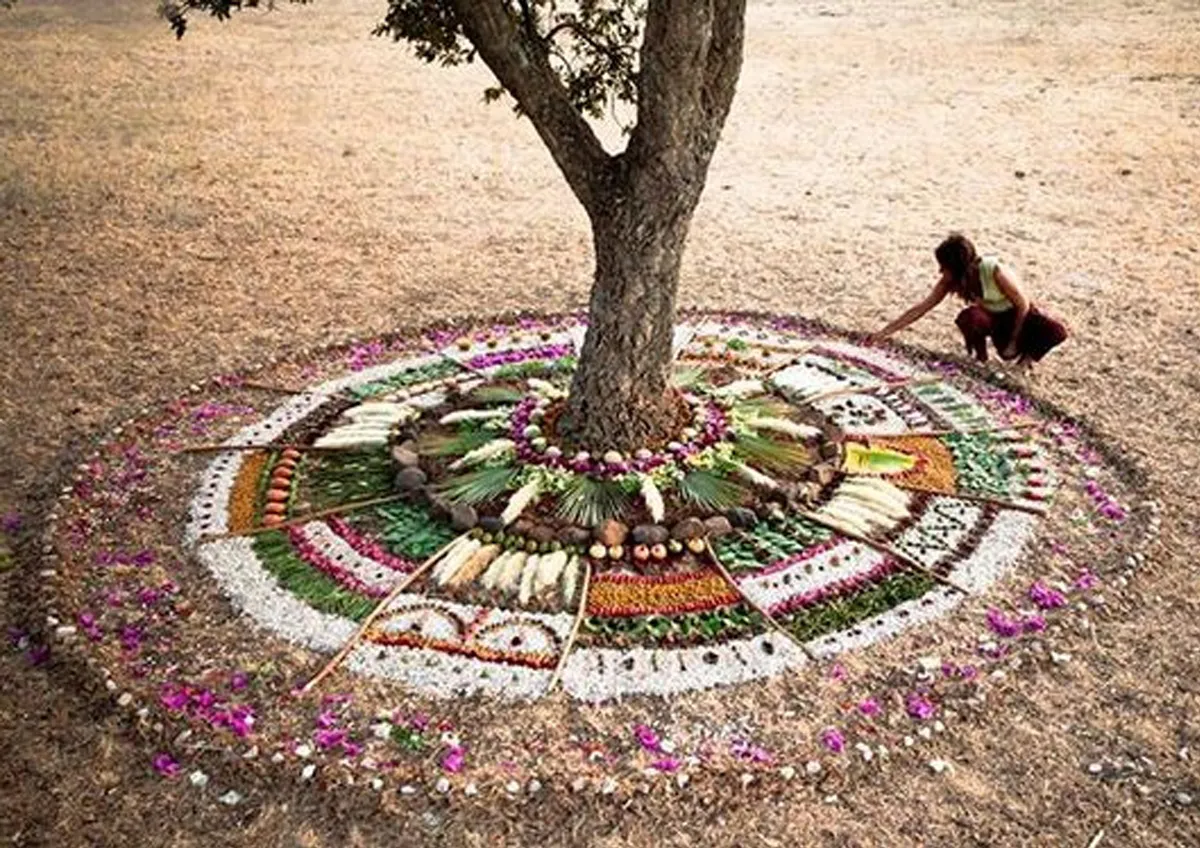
[188,771,209,788]
[740,773,754,788]
[1088,762,1104,774]
[659,739,676,754]
[243,746,259,760]
[676,773,690,788]
[1051,651,1072,664]
[527,779,542,794]
[435,778,451,794]
[300,764,316,781]
[855,742,874,762]
[1177,792,1194,806]
[805,760,822,776]
[600,777,618,795]
[370,778,384,791]
[219,790,242,806]
[464,782,479,797]
[1179,746,1190,762]
[779,766,796,781]
[917,655,941,673]
[372,722,393,740]
[918,727,933,740]
[116,693,133,708]
[570,777,587,793]
[505,780,520,795]
[271,753,285,764]
[933,720,946,733]
[929,759,951,774]
[903,736,915,747]
[295,744,313,759]
[400,784,417,796]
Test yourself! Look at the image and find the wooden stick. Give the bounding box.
[890,484,1050,516]
[296,533,467,697]
[705,539,819,662]
[802,375,942,406]
[201,493,404,541]
[177,442,381,455]
[798,510,972,595]
[544,559,593,695]
[889,419,1042,439]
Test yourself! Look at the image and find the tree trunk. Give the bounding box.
[565,164,705,453]
[447,0,747,453]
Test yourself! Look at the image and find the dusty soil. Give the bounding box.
[2,0,1199,844]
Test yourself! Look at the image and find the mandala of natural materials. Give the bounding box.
[183,314,1061,703]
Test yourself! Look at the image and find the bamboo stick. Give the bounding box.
[890,484,1050,516]
[705,539,819,662]
[544,559,594,695]
[295,533,468,697]
[201,493,404,541]
[797,510,972,595]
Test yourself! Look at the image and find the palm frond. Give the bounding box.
[556,476,629,526]
[415,427,496,458]
[436,466,520,505]
[677,469,748,512]
[731,432,814,474]
[466,385,524,406]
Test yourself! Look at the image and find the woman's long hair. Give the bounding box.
[935,233,981,301]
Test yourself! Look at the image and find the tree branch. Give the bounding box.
[629,0,745,166]
[450,0,612,215]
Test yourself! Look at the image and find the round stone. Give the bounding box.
[394,467,428,492]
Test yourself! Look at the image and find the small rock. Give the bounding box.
[739,773,754,788]
[478,516,505,533]
[116,692,133,708]
[600,777,618,795]
[295,744,313,759]
[370,778,384,791]
[557,525,592,546]
[449,503,478,531]
[855,742,874,762]
[188,771,209,788]
[527,525,557,544]
[703,515,734,538]
[1051,651,1072,664]
[631,524,670,545]
[1176,792,1194,806]
[527,778,543,794]
[271,753,286,764]
[394,467,428,493]
[933,720,946,734]
[602,450,624,465]
[1179,746,1190,762]
[676,773,690,788]
[390,445,420,468]
[918,727,932,740]
[570,777,587,792]
[219,790,243,806]
[671,517,706,540]
[505,780,521,795]
[594,519,629,547]
[903,736,915,747]
[780,765,796,780]
[726,507,758,529]
[400,784,417,796]
[928,759,951,775]
[805,760,822,775]
[435,777,451,794]
[1088,762,1104,774]
[242,746,259,760]
[300,764,316,781]
[464,782,479,797]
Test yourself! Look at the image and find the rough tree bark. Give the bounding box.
[454,0,747,452]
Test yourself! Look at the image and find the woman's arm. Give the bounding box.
[992,265,1030,357]
[870,278,949,341]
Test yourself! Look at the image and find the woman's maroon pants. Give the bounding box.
[955,305,1068,362]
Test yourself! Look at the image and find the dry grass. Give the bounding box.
[2,0,1199,844]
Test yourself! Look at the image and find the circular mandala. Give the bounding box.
[182,315,1061,703]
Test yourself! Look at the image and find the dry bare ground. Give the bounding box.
[2,0,1199,844]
